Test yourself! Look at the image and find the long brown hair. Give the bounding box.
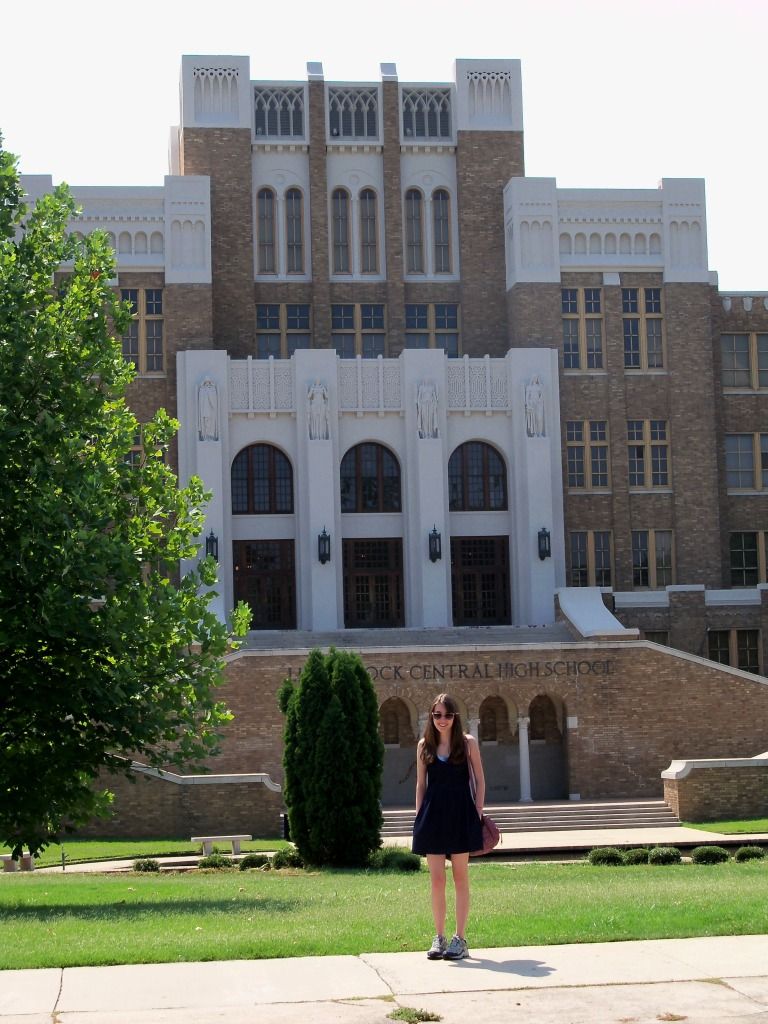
[420,693,467,764]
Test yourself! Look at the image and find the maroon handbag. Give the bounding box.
[466,740,501,856]
[471,814,501,857]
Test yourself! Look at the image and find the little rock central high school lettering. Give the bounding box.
[363,659,615,681]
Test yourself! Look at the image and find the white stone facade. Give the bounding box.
[177,347,565,628]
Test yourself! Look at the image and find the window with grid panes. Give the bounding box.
[721,334,768,390]
[285,188,304,273]
[622,287,664,370]
[331,188,350,273]
[257,188,276,273]
[631,529,674,588]
[725,433,768,490]
[121,288,163,374]
[448,442,507,511]
[340,443,401,512]
[405,303,460,356]
[627,419,669,488]
[231,444,294,514]
[729,532,768,585]
[432,189,451,273]
[568,531,612,587]
[561,287,603,370]
[331,304,385,358]
[359,189,378,273]
[255,304,311,358]
[405,189,424,272]
[565,420,609,489]
[708,629,761,673]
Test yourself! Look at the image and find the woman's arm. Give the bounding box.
[467,734,486,816]
[415,739,427,814]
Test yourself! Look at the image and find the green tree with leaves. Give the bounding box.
[278,648,384,866]
[0,139,249,857]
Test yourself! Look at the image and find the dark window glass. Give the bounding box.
[340,443,401,513]
[448,442,507,511]
[231,444,293,515]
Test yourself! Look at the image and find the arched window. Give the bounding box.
[231,444,293,514]
[405,189,424,273]
[340,443,401,512]
[332,188,350,273]
[529,695,562,743]
[432,189,451,273]
[448,442,507,511]
[257,188,276,273]
[285,188,303,273]
[359,189,378,273]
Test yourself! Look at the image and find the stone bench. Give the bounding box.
[191,834,252,856]
[1,852,34,871]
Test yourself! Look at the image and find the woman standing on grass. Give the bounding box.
[412,692,486,961]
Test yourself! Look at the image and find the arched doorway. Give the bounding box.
[379,697,417,805]
[528,694,567,799]
[478,696,520,802]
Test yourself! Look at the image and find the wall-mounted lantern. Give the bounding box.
[205,530,219,562]
[538,527,551,561]
[318,527,331,564]
[429,525,442,563]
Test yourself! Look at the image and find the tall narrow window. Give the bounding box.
[285,188,303,273]
[332,188,350,273]
[405,189,424,272]
[432,189,451,273]
[257,188,276,273]
[359,189,378,273]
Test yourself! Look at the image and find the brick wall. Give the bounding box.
[180,127,255,355]
[664,765,768,821]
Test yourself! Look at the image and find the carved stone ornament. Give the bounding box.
[416,380,439,439]
[524,375,545,438]
[197,378,219,441]
[307,379,330,440]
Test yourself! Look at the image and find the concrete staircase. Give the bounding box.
[381,799,679,838]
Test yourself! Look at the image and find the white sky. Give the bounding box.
[1,0,765,290]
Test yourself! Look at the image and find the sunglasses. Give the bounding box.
[431,712,455,720]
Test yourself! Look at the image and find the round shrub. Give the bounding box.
[239,853,269,871]
[623,847,650,865]
[133,857,160,872]
[588,846,624,866]
[735,845,766,862]
[648,846,682,865]
[369,847,421,872]
[691,845,729,865]
[198,852,233,870]
[271,847,304,869]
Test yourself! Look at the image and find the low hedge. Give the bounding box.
[691,845,729,865]
[132,858,160,873]
[622,847,650,865]
[648,846,681,865]
[239,853,270,871]
[368,847,421,872]
[587,846,624,866]
[734,845,766,862]
[198,852,233,870]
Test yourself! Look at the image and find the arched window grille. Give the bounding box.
[285,188,303,273]
[432,189,451,273]
[359,189,378,273]
[328,88,379,138]
[231,444,294,515]
[257,188,276,273]
[405,189,424,273]
[332,188,351,273]
[401,88,452,138]
[254,87,304,137]
[448,441,507,511]
[340,443,401,513]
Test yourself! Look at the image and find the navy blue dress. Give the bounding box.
[412,753,483,856]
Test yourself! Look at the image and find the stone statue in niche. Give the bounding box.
[524,375,545,438]
[416,380,439,439]
[307,380,329,440]
[197,378,219,441]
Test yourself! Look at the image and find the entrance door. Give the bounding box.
[451,536,510,625]
[343,539,404,627]
[233,540,296,629]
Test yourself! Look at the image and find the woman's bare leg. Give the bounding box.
[426,854,447,935]
[451,853,470,937]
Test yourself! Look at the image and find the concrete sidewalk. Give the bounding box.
[1,935,767,1023]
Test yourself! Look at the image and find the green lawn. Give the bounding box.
[1,860,767,970]
[684,818,768,834]
[1,838,289,868]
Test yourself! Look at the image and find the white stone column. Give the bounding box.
[518,715,532,803]
[468,716,480,740]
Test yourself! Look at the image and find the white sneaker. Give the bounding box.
[426,934,447,960]
[442,934,468,960]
